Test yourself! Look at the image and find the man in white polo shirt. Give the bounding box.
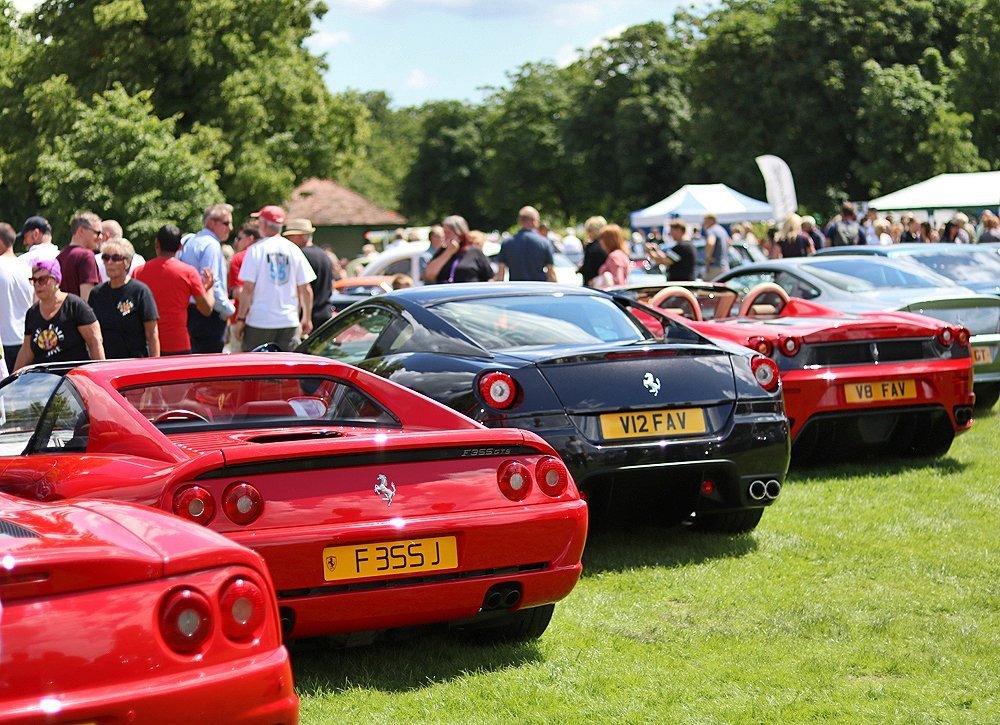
[232,205,315,351]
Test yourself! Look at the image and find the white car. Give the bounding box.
[362,241,581,285]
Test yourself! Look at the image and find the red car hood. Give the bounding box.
[0,495,256,601]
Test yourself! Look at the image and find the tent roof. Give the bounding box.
[630,184,773,227]
[869,171,1000,211]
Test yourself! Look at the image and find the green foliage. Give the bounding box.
[950,0,1000,165]
[0,0,368,226]
[35,84,221,253]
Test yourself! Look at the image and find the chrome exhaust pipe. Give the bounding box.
[484,591,503,610]
[765,479,782,500]
[501,589,521,608]
[748,480,767,501]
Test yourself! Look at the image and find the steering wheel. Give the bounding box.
[737,283,791,317]
[154,409,210,423]
[648,286,703,321]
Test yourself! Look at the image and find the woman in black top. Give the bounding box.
[15,259,105,370]
[425,215,494,284]
[88,239,160,358]
[578,215,609,287]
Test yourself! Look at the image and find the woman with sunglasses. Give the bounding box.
[13,259,105,371]
[87,239,160,359]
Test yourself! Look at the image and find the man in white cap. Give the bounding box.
[178,203,236,352]
[232,205,315,351]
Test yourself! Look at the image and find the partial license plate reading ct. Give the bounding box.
[322,536,458,582]
[844,379,916,404]
[973,346,995,365]
[600,407,707,440]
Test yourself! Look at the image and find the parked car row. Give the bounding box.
[1,250,988,721]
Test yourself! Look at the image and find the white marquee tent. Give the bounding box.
[630,184,773,228]
[868,171,1000,211]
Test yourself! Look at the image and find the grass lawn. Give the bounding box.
[293,409,999,723]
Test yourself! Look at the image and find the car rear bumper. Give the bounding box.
[231,500,588,638]
[0,647,298,725]
[780,361,975,441]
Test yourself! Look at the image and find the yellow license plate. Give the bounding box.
[973,346,995,365]
[600,407,707,440]
[844,379,917,404]
[322,536,458,582]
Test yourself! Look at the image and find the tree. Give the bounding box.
[35,84,222,254]
[950,0,1000,166]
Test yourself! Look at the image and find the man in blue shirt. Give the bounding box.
[494,206,557,282]
[178,203,236,352]
[702,214,731,280]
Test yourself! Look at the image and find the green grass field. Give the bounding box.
[293,410,999,723]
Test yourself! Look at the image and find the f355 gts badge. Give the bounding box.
[643,372,661,396]
[374,474,397,506]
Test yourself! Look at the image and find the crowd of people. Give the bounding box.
[0,203,346,377]
[3,199,999,377]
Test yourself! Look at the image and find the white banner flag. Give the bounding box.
[755,155,797,221]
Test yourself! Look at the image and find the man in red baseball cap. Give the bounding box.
[250,205,286,226]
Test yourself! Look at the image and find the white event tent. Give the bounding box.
[630,183,773,228]
[868,171,1000,211]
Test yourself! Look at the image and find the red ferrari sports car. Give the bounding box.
[614,282,975,461]
[0,353,586,642]
[0,493,297,724]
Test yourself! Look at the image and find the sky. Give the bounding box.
[309,0,695,107]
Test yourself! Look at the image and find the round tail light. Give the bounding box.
[497,460,532,501]
[937,326,955,347]
[747,336,773,356]
[219,577,267,642]
[160,587,213,654]
[172,486,216,525]
[778,335,800,356]
[222,482,263,526]
[479,372,519,409]
[955,327,970,347]
[535,456,569,498]
[751,356,781,392]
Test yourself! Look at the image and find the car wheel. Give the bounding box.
[973,382,1000,410]
[904,413,954,458]
[457,603,555,644]
[692,507,764,534]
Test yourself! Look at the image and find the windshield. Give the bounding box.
[905,251,1000,284]
[433,294,647,350]
[119,376,399,430]
[806,258,954,291]
[0,372,63,455]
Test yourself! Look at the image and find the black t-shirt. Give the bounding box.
[667,242,696,281]
[432,246,494,284]
[778,233,811,258]
[302,245,334,327]
[579,240,609,286]
[24,294,97,364]
[87,279,159,359]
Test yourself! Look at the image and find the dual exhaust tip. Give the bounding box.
[748,479,781,501]
[482,583,522,611]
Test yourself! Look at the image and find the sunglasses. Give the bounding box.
[85,226,102,235]
[101,253,127,262]
[30,276,53,286]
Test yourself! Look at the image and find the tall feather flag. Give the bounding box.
[755,155,797,221]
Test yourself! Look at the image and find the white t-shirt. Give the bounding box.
[19,242,60,267]
[0,254,33,346]
[239,236,316,329]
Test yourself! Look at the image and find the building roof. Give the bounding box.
[284,178,406,227]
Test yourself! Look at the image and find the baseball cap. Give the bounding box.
[250,205,286,225]
[15,216,51,245]
[32,258,62,284]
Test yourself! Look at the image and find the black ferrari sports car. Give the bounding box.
[293,283,790,532]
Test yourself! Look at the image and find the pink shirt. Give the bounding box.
[598,249,630,286]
